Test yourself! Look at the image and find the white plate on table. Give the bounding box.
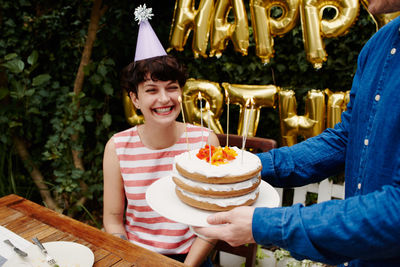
[146,176,280,227]
[4,241,94,267]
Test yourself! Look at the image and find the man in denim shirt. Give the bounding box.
[194,1,400,266]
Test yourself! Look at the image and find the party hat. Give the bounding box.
[134,4,167,62]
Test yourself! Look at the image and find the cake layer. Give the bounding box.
[174,146,262,184]
[172,172,261,198]
[175,187,259,211]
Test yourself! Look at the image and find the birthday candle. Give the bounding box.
[206,102,212,165]
[198,92,204,144]
[178,96,190,158]
[242,98,254,164]
[226,95,230,147]
[242,99,250,150]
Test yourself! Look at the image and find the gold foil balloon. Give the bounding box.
[168,0,214,58]
[182,78,224,133]
[300,0,359,69]
[279,89,325,146]
[210,0,249,58]
[360,0,400,30]
[123,90,144,126]
[325,89,349,129]
[250,0,300,64]
[222,83,278,137]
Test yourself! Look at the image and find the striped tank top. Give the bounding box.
[112,124,210,254]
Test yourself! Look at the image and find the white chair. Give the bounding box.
[292,179,345,205]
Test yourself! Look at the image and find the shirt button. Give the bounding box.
[364,139,369,146]
[391,48,397,55]
[358,183,362,190]
[375,94,380,101]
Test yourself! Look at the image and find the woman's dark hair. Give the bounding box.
[120,55,188,95]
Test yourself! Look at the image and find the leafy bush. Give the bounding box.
[0,0,377,225]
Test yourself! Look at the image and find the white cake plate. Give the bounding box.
[146,175,280,227]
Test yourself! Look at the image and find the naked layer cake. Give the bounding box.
[172,145,262,211]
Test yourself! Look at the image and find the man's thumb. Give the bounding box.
[207,211,231,225]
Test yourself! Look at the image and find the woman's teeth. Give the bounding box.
[155,107,172,113]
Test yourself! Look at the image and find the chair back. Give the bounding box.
[216,133,277,153]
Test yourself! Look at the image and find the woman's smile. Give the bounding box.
[153,106,174,115]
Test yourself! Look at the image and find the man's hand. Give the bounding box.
[193,206,256,247]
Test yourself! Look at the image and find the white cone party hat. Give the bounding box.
[134,4,167,62]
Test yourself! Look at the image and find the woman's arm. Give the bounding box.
[184,236,217,267]
[207,130,220,147]
[103,138,128,240]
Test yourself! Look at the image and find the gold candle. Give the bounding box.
[242,99,251,150]
[226,95,230,147]
[178,96,190,158]
[198,92,204,143]
[206,101,212,165]
[242,98,254,164]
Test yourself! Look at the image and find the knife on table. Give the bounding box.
[3,239,28,257]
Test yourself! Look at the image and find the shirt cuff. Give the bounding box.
[256,152,275,178]
[252,207,286,247]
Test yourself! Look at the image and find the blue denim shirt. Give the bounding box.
[254,17,400,267]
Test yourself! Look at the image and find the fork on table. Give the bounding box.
[32,237,57,266]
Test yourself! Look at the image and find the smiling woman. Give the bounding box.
[123,57,186,147]
[104,55,219,266]
[102,4,220,267]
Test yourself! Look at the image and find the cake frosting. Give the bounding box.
[172,171,260,193]
[172,145,262,211]
[174,146,262,183]
[175,187,260,208]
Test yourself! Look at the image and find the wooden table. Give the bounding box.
[0,194,185,267]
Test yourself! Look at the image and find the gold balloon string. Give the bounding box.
[198,92,204,144]
[206,101,212,165]
[178,96,190,159]
[242,98,254,164]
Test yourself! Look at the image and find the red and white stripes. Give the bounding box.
[112,124,208,254]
